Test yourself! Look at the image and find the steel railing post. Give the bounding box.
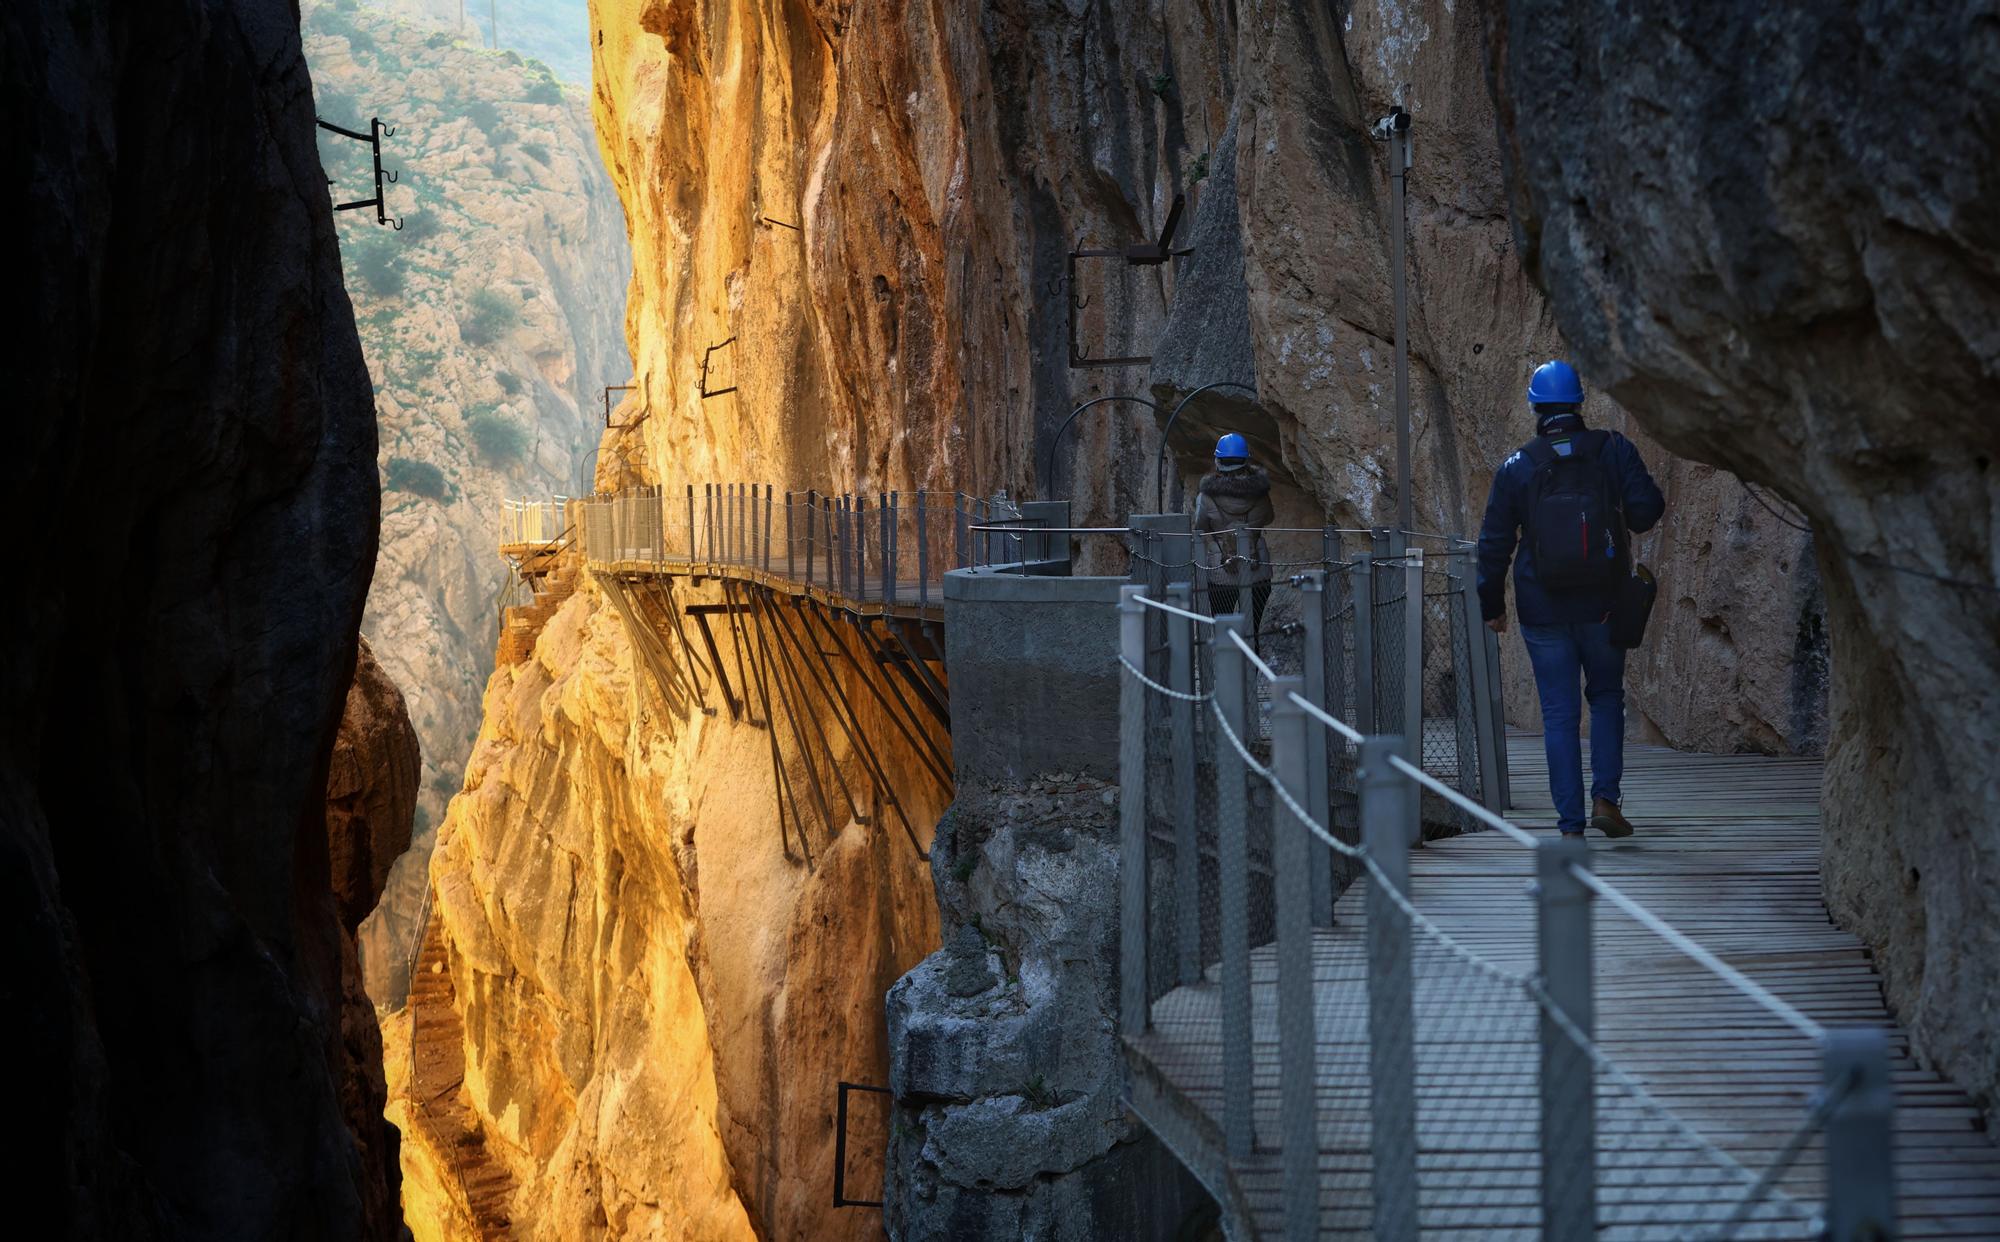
[1402,546,1425,845]
[1118,585,1150,1040]
[1298,571,1334,927]
[953,494,965,570]
[1459,542,1503,811]
[1353,553,1376,733]
[1167,582,1201,985]
[803,491,816,586]
[764,484,773,574]
[1270,676,1320,1241]
[917,491,930,610]
[1361,734,1418,1242]
[1213,612,1254,1158]
[882,492,895,608]
[1823,1027,1897,1241]
[1537,836,1596,1242]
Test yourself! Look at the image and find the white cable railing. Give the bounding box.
[1117,578,1896,1241]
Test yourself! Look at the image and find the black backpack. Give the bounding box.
[1522,429,1628,591]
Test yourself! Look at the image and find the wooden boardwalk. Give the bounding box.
[1126,737,2000,1239]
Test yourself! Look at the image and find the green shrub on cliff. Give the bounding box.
[459,287,518,345]
[385,456,452,501]
[346,229,405,297]
[466,406,530,465]
[466,98,503,136]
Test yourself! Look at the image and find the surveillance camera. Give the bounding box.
[1370,106,1410,140]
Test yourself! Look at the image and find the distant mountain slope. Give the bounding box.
[303,0,630,1002]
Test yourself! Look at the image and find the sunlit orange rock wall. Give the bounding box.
[407,1,1848,1237]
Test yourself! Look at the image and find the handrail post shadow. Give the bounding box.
[1823,1027,1897,1241]
[1537,836,1596,1242]
[1269,676,1320,1241]
[1117,586,1150,1041]
[1360,735,1418,1242]
[1212,613,1254,1159]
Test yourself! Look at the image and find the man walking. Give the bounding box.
[1476,361,1664,838]
[1193,432,1275,636]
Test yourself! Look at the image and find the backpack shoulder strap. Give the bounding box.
[1521,437,1559,469]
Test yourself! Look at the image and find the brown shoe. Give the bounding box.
[1591,797,1634,839]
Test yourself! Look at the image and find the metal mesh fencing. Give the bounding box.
[1118,579,1892,1241]
[1379,865,1546,1238]
[1537,891,1837,1240]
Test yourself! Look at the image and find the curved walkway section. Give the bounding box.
[1116,585,1999,1241]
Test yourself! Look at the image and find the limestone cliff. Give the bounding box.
[328,638,424,1234]
[299,0,633,1004]
[403,1,1876,1237]
[402,561,943,1239]
[1486,0,2000,1117]
[4,0,393,1235]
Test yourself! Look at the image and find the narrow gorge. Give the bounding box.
[8,0,1994,1239]
[391,0,1914,1237]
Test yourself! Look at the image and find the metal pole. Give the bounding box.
[1213,612,1254,1158]
[1353,554,1376,733]
[1402,546,1425,845]
[1298,572,1334,927]
[1486,621,1512,809]
[1387,112,1413,533]
[1823,1027,1897,1241]
[1460,543,1503,811]
[803,491,816,586]
[1167,582,1200,985]
[1537,837,1596,1242]
[1360,735,1417,1242]
[1118,585,1150,1040]
[917,491,930,610]
[1270,677,1319,1241]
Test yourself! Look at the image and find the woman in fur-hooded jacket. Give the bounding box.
[1193,464,1275,588]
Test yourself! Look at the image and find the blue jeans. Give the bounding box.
[1520,622,1627,834]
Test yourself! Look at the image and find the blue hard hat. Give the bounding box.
[1215,432,1249,460]
[1527,360,1584,406]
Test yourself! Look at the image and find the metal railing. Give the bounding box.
[1124,523,1508,840]
[499,496,568,546]
[1116,582,1896,1240]
[543,486,1073,614]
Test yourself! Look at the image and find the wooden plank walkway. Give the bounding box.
[1126,737,2000,1239]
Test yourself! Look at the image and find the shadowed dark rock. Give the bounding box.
[1486,0,2000,1119]
[2,0,394,1235]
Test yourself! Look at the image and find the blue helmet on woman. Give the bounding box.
[1214,432,1249,463]
[1527,360,1585,406]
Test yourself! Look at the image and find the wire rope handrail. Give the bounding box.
[1386,753,1539,847]
[1216,581,1827,1035]
[1568,862,1829,1041]
[1132,594,1215,625]
[1224,626,1277,681]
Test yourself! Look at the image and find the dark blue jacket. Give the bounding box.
[1476,426,1664,626]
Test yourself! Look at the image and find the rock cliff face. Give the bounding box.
[299,0,633,1003]
[3,0,393,1236]
[328,638,424,1235]
[1485,0,2000,1117]
[887,780,1215,1239]
[406,565,944,1239]
[407,1,1884,1237]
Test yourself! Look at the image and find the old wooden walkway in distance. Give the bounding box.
[1127,737,2000,1239]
